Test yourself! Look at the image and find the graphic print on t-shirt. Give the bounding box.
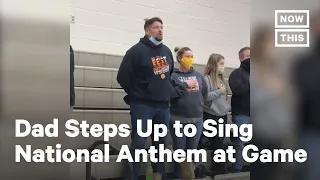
[151,56,169,79]
[178,76,200,92]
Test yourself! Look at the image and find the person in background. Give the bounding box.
[70,45,75,109]
[169,46,207,179]
[228,47,250,173]
[293,11,320,180]
[250,25,293,180]
[116,17,174,180]
[202,53,230,174]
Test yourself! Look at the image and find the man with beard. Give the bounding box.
[228,47,251,173]
[117,17,194,180]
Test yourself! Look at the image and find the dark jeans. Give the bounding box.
[232,115,251,172]
[130,102,170,180]
[169,119,203,178]
[202,112,228,173]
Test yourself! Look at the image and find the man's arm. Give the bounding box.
[70,45,74,73]
[170,62,174,75]
[70,45,75,107]
[228,69,250,95]
[168,49,174,75]
[116,50,135,94]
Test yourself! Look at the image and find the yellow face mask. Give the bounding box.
[180,57,193,69]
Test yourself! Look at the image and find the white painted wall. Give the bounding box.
[70,0,250,68]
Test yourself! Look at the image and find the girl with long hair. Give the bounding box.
[201,53,231,174]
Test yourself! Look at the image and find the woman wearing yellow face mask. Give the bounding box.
[169,46,208,179]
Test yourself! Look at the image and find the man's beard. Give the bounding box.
[155,37,163,41]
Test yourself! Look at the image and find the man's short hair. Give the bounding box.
[144,17,163,30]
[238,47,250,59]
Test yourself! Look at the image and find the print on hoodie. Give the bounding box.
[151,56,169,79]
[178,76,200,92]
[170,68,207,119]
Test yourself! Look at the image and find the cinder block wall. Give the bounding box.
[70,0,250,68]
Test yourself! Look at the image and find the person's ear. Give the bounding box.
[145,29,151,36]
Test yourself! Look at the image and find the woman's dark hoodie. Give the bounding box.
[170,67,208,123]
